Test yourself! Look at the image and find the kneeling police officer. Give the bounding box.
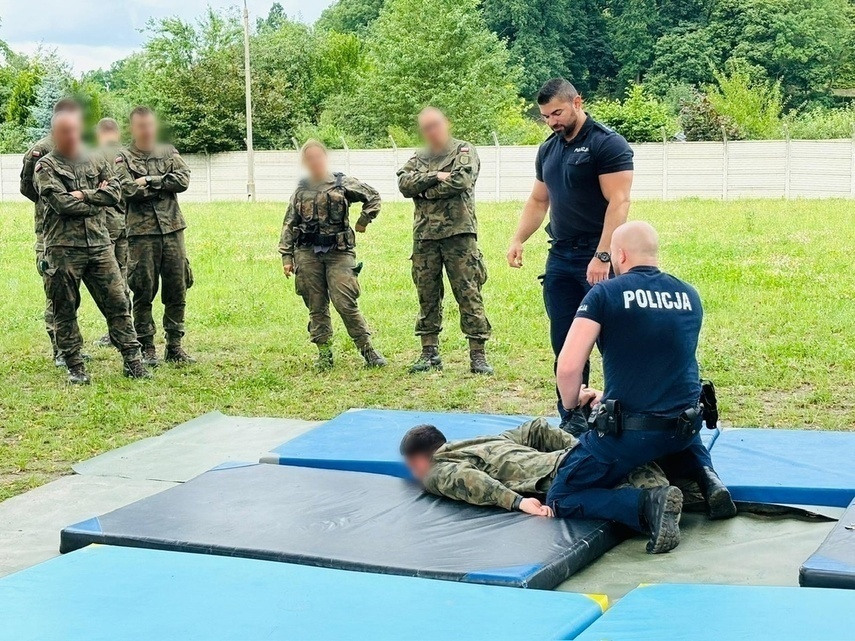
[550,221,735,554]
[280,140,386,370]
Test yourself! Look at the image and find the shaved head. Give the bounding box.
[610,221,659,275]
[418,106,451,152]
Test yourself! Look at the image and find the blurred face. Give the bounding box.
[130,112,158,151]
[52,112,83,157]
[302,145,329,180]
[97,127,121,147]
[419,111,451,152]
[404,454,433,481]
[539,95,584,138]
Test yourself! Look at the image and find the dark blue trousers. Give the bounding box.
[546,430,712,532]
[541,239,598,416]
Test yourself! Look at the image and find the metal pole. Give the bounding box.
[242,1,256,202]
[850,122,855,198]
[721,125,728,201]
[661,127,668,201]
[341,137,350,175]
[784,125,791,200]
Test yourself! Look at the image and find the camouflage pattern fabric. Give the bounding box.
[20,136,54,252]
[127,230,192,347]
[98,141,127,243]
[35,250,58,354]
[293,247,372,349]
[115,144,190,237]
[396,138,479,241]
[424,417,668,510]
[279,174,380,267]
[411,233,490,344]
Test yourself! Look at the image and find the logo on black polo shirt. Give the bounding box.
[623,289,693,311]
[574,147,589,153]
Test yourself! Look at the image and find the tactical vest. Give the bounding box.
[294,173,355,250]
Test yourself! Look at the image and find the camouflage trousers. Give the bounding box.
[43,245,140,368]
[128,230,192,347]
[294,247,372,349]
[411,233,491,345]
[36,250,58,355]
[113,229,129,284]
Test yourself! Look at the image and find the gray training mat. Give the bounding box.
[61,463,629,589]
[73,411,318,482]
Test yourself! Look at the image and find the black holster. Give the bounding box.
[587,400,623,436]
[676,406,702,438]
[699,379,719,430]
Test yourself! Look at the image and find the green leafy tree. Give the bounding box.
[706,62,783,139]
[679,88,743,141]
[316,0,385,34]
[589,84,676,142]
[337,0,528,146]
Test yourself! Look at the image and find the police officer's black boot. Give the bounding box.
[165,345,196,366]
[123,359,153,380]
[469,341,494,376]
[695,467,737,520]
[67,362,91,385]
[640,486,683,554]
[409,345,442,373]
[315,342,334,371]
[141,340,159,368]
[360,344,387,368]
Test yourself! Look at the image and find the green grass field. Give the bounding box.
[1,199,853,501]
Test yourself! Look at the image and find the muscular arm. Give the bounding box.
[596,170,632,254]
[424,461,522,511]
[556,318,601,410]
[502,417,578,452]
[148,150,190,193]
[396,156,438,198]
[507,180,549,267]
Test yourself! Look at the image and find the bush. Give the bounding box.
[679,89,744,141]
[0,122,31,153]
[589,84,677,142]
[785,106,855,140]
[706,62,783,139]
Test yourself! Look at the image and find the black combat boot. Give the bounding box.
[315,342,334,371]
[141,341,159,368]
[67,363,91,385]
[94,333,112,348]
[165,345,196,365]
[409,346,442,373]
[695,467,737,520]
[469,349,494,375]
[360,344,387,368]
[641,486,683,554]
[123,359,153,380]
[54,351,66,368]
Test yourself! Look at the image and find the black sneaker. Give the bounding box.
[67,364,91,385]
[409,346,442,373]
[123,359,153,379]
[141,344,160,368]
[469,349,494,375]
[696,467,738,520]
[164,346,196,365]
[641,486,683,554]
[361,346,387,368]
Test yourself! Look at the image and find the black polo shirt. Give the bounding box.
[535,114,634,241]
[575,266,703,417]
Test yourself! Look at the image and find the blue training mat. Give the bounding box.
[0,546,607,641]
[801,497,855,589]
[711,428,855,508]
[574,583,855,641]
[261,408,720,478]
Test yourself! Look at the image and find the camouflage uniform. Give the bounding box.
[423,417,667,510]
[397,139,491,348]
[115,144,192,350]
[34,150,141,370]
[20,136,58,355]
[279,174,381,353]
[99,141,128,282]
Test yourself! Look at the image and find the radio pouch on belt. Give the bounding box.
[699,379,719,430]
[587,400,623,436]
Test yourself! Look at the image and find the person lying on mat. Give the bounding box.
[400,390,735,555]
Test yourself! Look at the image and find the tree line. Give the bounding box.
[1,0,854,154]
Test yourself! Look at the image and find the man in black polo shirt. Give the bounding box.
[507,78,633,415]
[546,221,735,554]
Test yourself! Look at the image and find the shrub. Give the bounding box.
[589,84,677,142]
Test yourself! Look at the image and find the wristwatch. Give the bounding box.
[595,251,611,263]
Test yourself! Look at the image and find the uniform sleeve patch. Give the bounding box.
[459,155,471,166]
[32,150,41,158]
[35,162,42,173]
[115,156,124,163]
[459,146,469,152]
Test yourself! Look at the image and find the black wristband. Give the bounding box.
[512,496,523,512]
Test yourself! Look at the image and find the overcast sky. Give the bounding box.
[0,0,333,73]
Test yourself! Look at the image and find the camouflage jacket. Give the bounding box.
[20,136,54,251]
[423,417,669,511]
[279,173,381,266]
[397,138,479,241]
[98,141,127,240]
[34,150,121,249]
[115,144,190,237]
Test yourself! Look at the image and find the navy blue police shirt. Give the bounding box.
[535,114,634,241]
[575,266,703,417]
